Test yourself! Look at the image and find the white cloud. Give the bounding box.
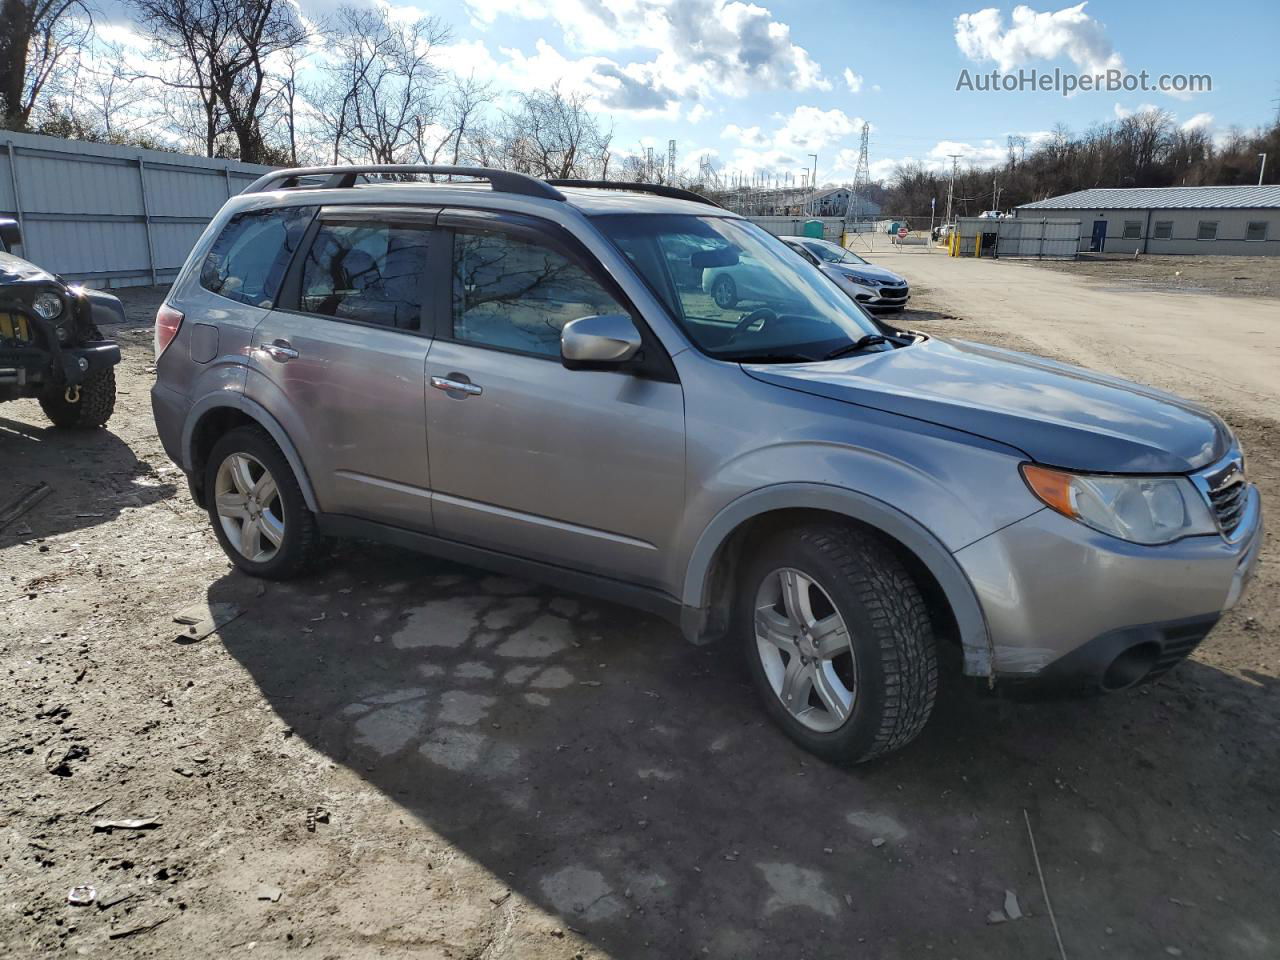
[461,0,831,99]
[1180,112,1214,132]
[954,2,1122,74]
[842,68,863,93]
[687,103,712,125]
[1112,101,1158,119]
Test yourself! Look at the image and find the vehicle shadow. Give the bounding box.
[210,543,1280,959]
[0,414,177,543]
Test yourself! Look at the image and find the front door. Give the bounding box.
[423,214,685,589]
[1090,219,1107,252]
[247,206,439,530]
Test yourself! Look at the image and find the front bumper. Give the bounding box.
[956,483,1262,692]
[846,285,910,312]
[0,303,120,387]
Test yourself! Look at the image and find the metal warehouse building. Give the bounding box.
[1014,185,1280,256]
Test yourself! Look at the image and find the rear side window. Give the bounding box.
[299,221,431,330]
[201,207,313,307]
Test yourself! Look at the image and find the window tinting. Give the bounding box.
[201,206,312,307]
[1122,220,1142,239]
[452,228,625,357]
[1246,221,1268,241]
[300,222,430,330]
[1153,220,1173,240]
[1196,220,1218,240]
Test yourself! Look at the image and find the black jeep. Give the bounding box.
[0,218,122,428]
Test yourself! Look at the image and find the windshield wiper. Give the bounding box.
[723,351,818,364]
[823,334,889,360]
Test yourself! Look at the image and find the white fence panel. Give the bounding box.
[0,130,273,287]
[956,216,1080,259]
[747,216,846,241]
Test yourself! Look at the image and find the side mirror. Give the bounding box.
[0,218,20,251]
[561,314,642,370]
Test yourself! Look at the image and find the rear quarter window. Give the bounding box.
[200,206,314,307]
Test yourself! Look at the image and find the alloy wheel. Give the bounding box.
[753,567,857,733]
[214,452,285,563]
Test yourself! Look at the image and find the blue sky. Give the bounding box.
[95,0,1280,183]
[415,0,1280,182]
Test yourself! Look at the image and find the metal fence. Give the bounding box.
[1,130,274,288]
[954,216,1081,259]
[746,216,847,241]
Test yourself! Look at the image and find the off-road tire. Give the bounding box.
[739,522,938,764]
[39,325,116,428]
[712,275,738,309]
[205,426,324,580]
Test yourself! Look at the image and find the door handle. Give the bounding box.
[262,339,299,362]
[430,375,482,397]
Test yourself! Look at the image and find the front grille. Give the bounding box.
[0,311,34,344]
[878,286,908,299]
[1208,473,1248,535]
[1145,622,1214,682]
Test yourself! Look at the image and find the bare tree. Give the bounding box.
[312,5,450,165]
[495,84,612,179]
[129,0,308,162]
[0,0,92,130]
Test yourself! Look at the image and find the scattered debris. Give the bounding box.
[45,742,89,776]
[93,818,161,833]
[108,915,172,939]
[987,910,1007,925]
[173,601,243,642]
[1004,889,1023,921]
[0,482,52,531]
[871,837,886,848]
[80,797,112,815]
[306,806,330,832]
[256,884,284,903]
[1025,809,1068,960]
[67,884,97,906]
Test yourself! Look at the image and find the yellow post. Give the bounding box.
[975,232,982,258]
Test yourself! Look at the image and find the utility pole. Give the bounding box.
[945,154,961,226]
[808,153,818,216]
[1259,153,1268,186]
[992,171,1000,212]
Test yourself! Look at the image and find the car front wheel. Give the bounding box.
[711,275,738,309]
[740,523,938,764]
[204,426,322,579]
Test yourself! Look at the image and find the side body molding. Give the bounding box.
[680,482,994,676]
[180,393,321,513]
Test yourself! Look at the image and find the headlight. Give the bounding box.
[33,291,63,320]
[1021,463,1218,544]
[841,273,875,286]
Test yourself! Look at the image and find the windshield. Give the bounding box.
[594,214,888,362]
[800,238,867,266]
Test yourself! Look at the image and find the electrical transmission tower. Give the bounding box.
[846,122,871,228]
[667,139,677,183]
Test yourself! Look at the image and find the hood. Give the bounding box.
[744,337,1229,473]
[827,263,904,285]
[0,251,58,287]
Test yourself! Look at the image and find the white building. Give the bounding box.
[1015,185,1280,256]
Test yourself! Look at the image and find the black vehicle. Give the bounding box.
[0,218,122,427]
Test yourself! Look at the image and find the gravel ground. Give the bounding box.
[1,279,1277,960]
[1017,252,1280,299]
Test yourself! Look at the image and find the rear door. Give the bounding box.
[422,210,685,588]
[246,205,439,530]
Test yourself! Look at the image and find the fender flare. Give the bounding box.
[680,482,993,676]
[181,393,320,513]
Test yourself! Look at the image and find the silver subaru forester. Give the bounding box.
[151,165,1262,763]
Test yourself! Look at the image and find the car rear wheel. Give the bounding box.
[205,426,322,579]
[739,522,938,763]
[711,275,738,309]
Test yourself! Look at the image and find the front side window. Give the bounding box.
[451,228,626,358]
[596,214,886,362]
[1153,220,1173,240]
[299,221,430,330]
[1197,220,1218,240]
[1122,220,1142,239]
[1246,221,1268,241]
[201,206,312,307]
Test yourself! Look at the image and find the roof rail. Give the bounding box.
[546,179,724,209]
[241,165,566,202]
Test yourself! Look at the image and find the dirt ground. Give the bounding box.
[1018,252,1280,300]
[2,269,1277,960]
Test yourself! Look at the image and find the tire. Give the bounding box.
[712,275,738,309]
[738,522,937,764]
[204,425,323,580]
[39,325,116,428]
